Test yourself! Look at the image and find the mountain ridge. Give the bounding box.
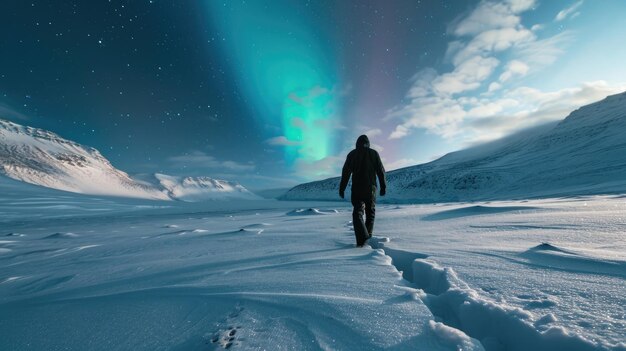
[281,91,626,202]
[0,119,257,201]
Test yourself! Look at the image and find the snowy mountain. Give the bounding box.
[140,173,259,201]
[0,119,170,200]
[0,119,257,201]
[282,91,626,202]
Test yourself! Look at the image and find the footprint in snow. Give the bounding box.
[367,236,390,249]
[209,306,244,349]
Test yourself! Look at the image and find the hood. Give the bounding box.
[356,135,370,148]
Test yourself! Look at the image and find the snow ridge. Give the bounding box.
[369,238,620,351]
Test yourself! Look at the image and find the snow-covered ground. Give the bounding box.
[1,195,625,350]
[373,197,626,351]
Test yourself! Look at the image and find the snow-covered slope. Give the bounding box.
[2,197,624,349]
[0,119,257,201]
[0,119,169,200]
[282,92,626,202]
[151,173,259,201]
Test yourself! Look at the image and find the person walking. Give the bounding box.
[339,135,386,247]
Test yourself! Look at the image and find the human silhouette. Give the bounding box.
[339,135,386,247]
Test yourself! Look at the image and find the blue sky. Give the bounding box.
[381,0,626,169]
[1,0,625,190]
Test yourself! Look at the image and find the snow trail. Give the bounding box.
[368,237,619,351]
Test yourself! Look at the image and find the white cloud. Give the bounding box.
[506,0,536,13]
[266,136,302,146]
[292,155,343,179]
[499,60,529,82]
[452,27,534,66]
[467,101,507,118]
[465,81,626,142]
[385,158,421,171]
[364,128,382,137]
[433,56,500,95]
[389,125,410,140]
[408,68,438,98]
[0,103,30,121]
[488,82,502,92]
[451,0,535,36]
[389,96,467,139]
[168,151,255,172]
[514,31,573,67]
[386,0,578,143]
[555,1,583,22]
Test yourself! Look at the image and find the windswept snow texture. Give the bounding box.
[369,198,626,351]
[0,119,257,202]
[0,200,479,351]
[1,191,625,350]
[282,92,626,202]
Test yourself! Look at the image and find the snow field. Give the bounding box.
[372,198,626,350]
[371,238,609,351]
[0,203,478,350]
[1,196,625,350]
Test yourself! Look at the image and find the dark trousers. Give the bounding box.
[351,190,376,246]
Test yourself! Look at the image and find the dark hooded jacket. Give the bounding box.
[339,135,386,197]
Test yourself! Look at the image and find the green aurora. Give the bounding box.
[207,2,340,168]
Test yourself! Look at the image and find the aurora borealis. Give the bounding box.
[2,0,626,189]
[206,1,339,167]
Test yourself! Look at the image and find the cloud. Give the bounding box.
[292,155,343,179]
[313,119,346,131]
[488,82,502,92]
[364,128,382,137]
[386,0,582,143]
[452,27,534,66]
[499,60,529,82]
[464,81,626,142]
[389,125,410,140]
[389,95,467,139]
[0,103,30,121]
[385,158,421,171]
[514,31,573,67]
[168,151,255,172]
[265,136,302,146]
[290,117,307,129]
[433,56,500,95]
[555,1,583,22]
[450,0,535,37]
[287,85,331,107]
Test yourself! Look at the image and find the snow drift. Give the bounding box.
[282,92,626,202]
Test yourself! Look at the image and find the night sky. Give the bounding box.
[2,1,626,190]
